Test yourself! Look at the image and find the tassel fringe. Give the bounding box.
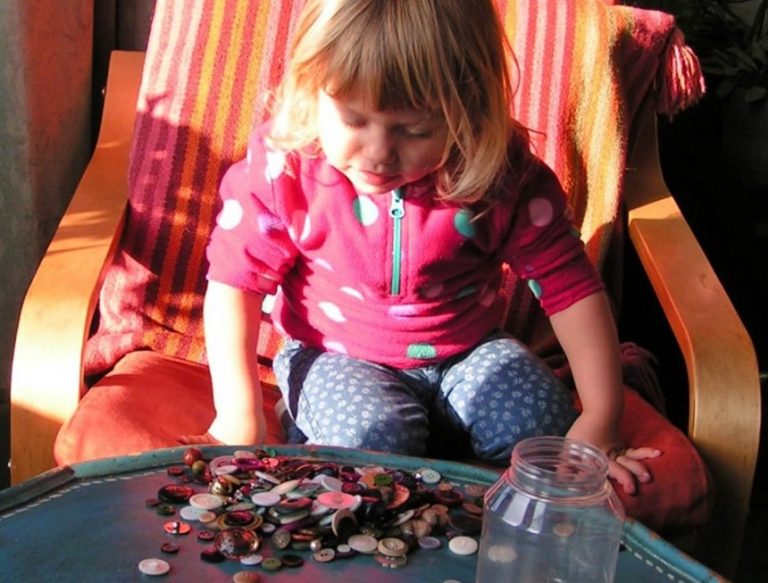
[657,28,707,119]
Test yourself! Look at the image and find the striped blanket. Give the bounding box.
[85,0,703,384]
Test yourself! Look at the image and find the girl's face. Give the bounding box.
[317,91,448,195]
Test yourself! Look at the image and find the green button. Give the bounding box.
[262,557,283,571]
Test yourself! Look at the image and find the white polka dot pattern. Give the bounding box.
[216,199,244,230]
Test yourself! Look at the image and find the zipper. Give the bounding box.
[389,188,405,295]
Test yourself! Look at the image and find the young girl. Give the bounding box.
[197,0,659,494]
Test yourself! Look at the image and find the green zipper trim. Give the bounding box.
[389,188,405,295]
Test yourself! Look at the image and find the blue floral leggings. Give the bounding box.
[273,332,577,465]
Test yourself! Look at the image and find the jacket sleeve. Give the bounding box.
[206,129,299,295]
[501,160,604,315]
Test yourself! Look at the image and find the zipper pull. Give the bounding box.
[389,188,405,219]
[389,188,405,296]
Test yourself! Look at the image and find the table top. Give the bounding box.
[0,445,725,582]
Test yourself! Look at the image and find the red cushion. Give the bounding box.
[55,351,711,534]
[54,352,285,463]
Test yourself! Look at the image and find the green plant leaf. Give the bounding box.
[745,86,768,102]
[716,77,738,98]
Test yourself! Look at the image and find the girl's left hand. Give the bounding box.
[566,414,662,495]
[605,446,663,495]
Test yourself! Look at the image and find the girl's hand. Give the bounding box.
[605,446,662,495]
[566,413,661,495]
[177,432,222,446]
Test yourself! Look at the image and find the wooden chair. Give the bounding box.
[9,1,760,578]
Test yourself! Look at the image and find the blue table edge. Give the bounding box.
[0,444,728,582]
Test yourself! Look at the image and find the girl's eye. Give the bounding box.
[404,127,433,139]
[341,117,366,129]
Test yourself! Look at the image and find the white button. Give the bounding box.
[348,534,378,554]
[189,493,225,510]
[138,558,170,576]
[251,491,282,507]
[313,474,344,492]
[448,535,478,556]
[418,467,442,484]
[270,478,301,496]
[239,553,264,565]
[180,505,215,521]
[213,464,238,476]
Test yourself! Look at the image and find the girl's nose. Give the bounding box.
[363,128,397,166]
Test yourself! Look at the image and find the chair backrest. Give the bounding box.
[84,0,700,379]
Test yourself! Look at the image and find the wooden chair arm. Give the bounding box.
[10,51,145,485]
[623,101,762,578]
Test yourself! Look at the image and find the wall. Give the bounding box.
[0,0,94,488]
[0,0,155,489]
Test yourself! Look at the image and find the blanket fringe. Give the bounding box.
[657,28,706,119]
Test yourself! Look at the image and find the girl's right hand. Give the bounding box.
[205,409,268,446]
[177,432,222,446]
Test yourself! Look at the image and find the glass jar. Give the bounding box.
[475,436,624,583]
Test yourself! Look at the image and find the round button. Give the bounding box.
[348,534,378,554]
[281,553,305,568]
[160,542,179,554]
[373,472,393,487]
[200,547,225,563]
[180,505,209,521]
[375,552,408,569]
[163,520,191,535]
[213,464,239,476]
[158,484,195,503]
[251,491,281,507]
[270,479,300,496]
[232,571,261,583]
[156,504,176,516]
[252,470,281,485]
[317,491,356,510]
[464,484,487,498]
[553,521,576,537]
[448,535,479,556]
[418,536,442,550]
[271,528,292,550]
[138,558,170,576]
[239,553,263,566]
[313,548,336,563]
[261,557,283,571]
[197,529,216,541]
[214,527,259,558]
[377,537,408,557]
[335,543,355,558]
[314,474,344,492]
[417,467,441,484]
[189,493,225,510]
[208,455,237,475]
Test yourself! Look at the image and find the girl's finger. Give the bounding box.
[614,455,652,484]
[608,461,636,495]
[622,447,662,461]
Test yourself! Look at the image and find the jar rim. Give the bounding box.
[508,436,610,498]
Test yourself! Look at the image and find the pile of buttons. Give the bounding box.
[142,447,487,577]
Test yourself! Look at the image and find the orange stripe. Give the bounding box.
[170,0,257,357]
[580,6,623,263]
[149,1,229,345]
[176,2,274,349]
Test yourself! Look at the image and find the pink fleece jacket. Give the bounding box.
[206,125,603,368]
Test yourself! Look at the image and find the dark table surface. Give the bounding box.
[0,445,726,582]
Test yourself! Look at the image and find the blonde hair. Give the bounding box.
[268,0,529,204]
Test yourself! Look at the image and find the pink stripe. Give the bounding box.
[511,0,535,132]
[133,4,205,265]
[543,1,574,173]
